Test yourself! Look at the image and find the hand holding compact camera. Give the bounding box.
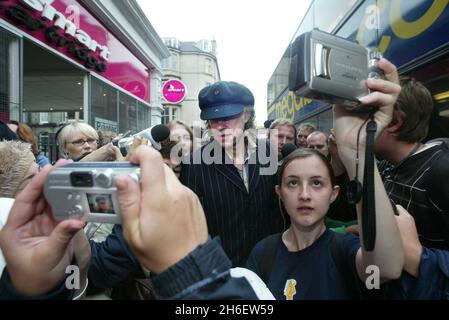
[44,162,141,224]
[43,145,208,274]
[44,125,170,225]
[0,160,87,296]
[288,29,384,112]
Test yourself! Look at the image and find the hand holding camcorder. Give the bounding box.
[288,29,384,112]
[288,29,401,252]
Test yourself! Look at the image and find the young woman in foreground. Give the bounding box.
[246,58,404,299]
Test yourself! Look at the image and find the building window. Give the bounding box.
[161,57,169,69]
[172,107,178,121]
[161,106,181,124]
[205,58,212,74]
[161,106,170,125]
[162,53,179,71]
[171,53,179,70]
[196,40,211,52]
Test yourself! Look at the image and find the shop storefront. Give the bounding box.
[0,0,170,155]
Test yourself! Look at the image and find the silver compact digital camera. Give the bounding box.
[44,162,140,224]
[288,29,384,112]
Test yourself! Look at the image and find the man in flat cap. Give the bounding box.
[180,81,283,266]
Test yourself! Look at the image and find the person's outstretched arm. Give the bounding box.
[333,58,404,282]
[0,161,87,299]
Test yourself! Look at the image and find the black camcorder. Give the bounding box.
[288,29,384,112]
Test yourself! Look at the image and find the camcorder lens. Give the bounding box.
[70,172,94,187]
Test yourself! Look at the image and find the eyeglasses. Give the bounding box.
[70,138,97,146]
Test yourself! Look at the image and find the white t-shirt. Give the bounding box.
[0,198,15,277]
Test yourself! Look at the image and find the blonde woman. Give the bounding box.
[57,121,122,162]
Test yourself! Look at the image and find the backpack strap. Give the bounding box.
[259,233,282,284]
[330,232,360,299]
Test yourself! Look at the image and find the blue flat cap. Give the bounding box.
[198,81,254,120]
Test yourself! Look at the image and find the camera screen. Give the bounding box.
[87,193,115,214]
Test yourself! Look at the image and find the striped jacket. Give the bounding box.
[181,139,284,266]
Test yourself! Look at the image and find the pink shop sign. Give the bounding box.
[0,0,151,101]
[163,79,187,104]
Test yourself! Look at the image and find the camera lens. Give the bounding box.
[70,172,94,187]
[95,170,113,188]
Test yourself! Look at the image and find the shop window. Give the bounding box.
[22,40,84,133]
[119,93,137,134]
[137,101,150,130]
[91,77,118,133]
[39,113,49,124]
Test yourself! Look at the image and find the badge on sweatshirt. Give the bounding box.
[284,279,297,300]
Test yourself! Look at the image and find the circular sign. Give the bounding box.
[162,79,187,104]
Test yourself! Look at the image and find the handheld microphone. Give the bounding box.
[145,124,171,150]
[116,124,171,156]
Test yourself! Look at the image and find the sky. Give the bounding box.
[136,0,312,126]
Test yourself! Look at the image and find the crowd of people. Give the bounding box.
[0,58,448,300]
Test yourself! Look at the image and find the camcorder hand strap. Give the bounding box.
[362,114,377,251]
